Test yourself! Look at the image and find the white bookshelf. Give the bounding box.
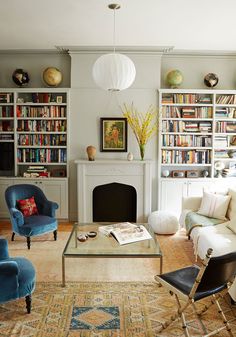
[0,88,69,219]
[158,89,236,216]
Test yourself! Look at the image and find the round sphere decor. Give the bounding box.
[204,73,219,88]
[166,69,183,88]
[43,67,62,87]
[12,69,30,86]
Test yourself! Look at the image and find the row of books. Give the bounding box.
[0,120,13,132]
[162,120,212,133]
[162,94,212,104]
[17,148,67,163]
[0,93,13,103]
[215,108,236,118]
[216,95,236,105]
[19,93,66,104]
[162,134,212,147]
[162,149,211,164]
[17,134,66,146]
[17,120,66,132]
[162,106,212,118]
[215,121,236,133]
[16,106,66,118]
[0,106,14,117]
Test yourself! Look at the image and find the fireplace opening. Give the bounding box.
[93,182,137,222]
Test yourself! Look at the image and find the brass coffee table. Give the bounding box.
[62,222,163,286]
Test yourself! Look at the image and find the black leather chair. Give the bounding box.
[155,249,236,337]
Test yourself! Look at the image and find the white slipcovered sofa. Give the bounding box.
[180,188,236,301]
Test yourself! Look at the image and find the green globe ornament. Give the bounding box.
[166,69,183,88]
[42,67,62,87]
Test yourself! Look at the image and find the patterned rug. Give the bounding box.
[0,282,236,337]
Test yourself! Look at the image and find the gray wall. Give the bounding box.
[161,54,236,89]
[0,52,70,87]
[69,52,162,220]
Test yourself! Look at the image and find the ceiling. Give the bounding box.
[1,0,236,53]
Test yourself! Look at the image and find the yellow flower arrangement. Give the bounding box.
[121,103,158,160]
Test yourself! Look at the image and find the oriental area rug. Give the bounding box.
[0,282,236,337]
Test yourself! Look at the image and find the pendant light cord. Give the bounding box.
[113,8,116,53]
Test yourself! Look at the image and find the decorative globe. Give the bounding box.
[204,73,219,88]
[43,67,62,87]
[12,69,30,86]
[166,69,183,88]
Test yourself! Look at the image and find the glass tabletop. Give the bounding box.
[63,223,162,257]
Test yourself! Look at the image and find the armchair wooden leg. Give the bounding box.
[53,230,57,241]
[25,294,32,314]
[26,236,31,250]
[11,232,15,241]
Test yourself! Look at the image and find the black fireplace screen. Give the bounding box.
[93,182,137,222]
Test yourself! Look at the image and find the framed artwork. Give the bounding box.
[100,117,127,152]
[186,170,200,178]
[56,96,63,103]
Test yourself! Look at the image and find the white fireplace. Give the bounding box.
[74,159,152,223]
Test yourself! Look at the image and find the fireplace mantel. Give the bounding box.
[74,159,152,223]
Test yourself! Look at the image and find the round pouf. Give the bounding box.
[148,210,179,234]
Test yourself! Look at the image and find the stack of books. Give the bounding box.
[23,166,50,178]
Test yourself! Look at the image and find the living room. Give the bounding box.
[1,0,236,336]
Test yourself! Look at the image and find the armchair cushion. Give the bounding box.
[17,196,38,217]
[19,215,57,237]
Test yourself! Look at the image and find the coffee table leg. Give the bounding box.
[62,255,65,287]
[160,256,163,274]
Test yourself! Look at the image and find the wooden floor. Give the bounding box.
[0,220,73,231]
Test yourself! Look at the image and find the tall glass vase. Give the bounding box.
[139,144,145,160]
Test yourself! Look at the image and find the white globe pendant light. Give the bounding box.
[92,4,136,91]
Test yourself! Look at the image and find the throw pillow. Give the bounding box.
[227,189,236,220]
[226,220,236,234]
[197,191,231,220]
[17,196,38,217]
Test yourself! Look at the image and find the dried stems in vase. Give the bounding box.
[121,103,159,160]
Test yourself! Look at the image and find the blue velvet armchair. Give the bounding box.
[0,238,36,313]
[5,184,59,249]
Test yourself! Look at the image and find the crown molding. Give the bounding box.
[59,45,174,55]
[165,49,236,58]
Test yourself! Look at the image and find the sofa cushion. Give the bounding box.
[197,191,231,220]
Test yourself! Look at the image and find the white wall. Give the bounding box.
[69,52,162,220]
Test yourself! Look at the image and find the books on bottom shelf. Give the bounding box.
[99,222,152,245]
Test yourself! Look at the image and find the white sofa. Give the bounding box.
[180,192,236,301]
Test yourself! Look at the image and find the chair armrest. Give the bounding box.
[42,200,59,217]
[9,207,24,226]
[182,197,202,212]
[0,239,9,259]
[0,260,19,276]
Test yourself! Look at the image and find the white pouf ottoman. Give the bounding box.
[148,210,179,234]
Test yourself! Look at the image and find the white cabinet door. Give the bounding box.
[160,180,188,217]
[0,179,14,218]
[43,179,68,219]
[187,180,212,197]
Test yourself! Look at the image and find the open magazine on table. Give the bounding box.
[98,222,152,245]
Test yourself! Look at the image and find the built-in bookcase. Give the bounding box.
[0,88,69,219]
[158,89,236,179]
